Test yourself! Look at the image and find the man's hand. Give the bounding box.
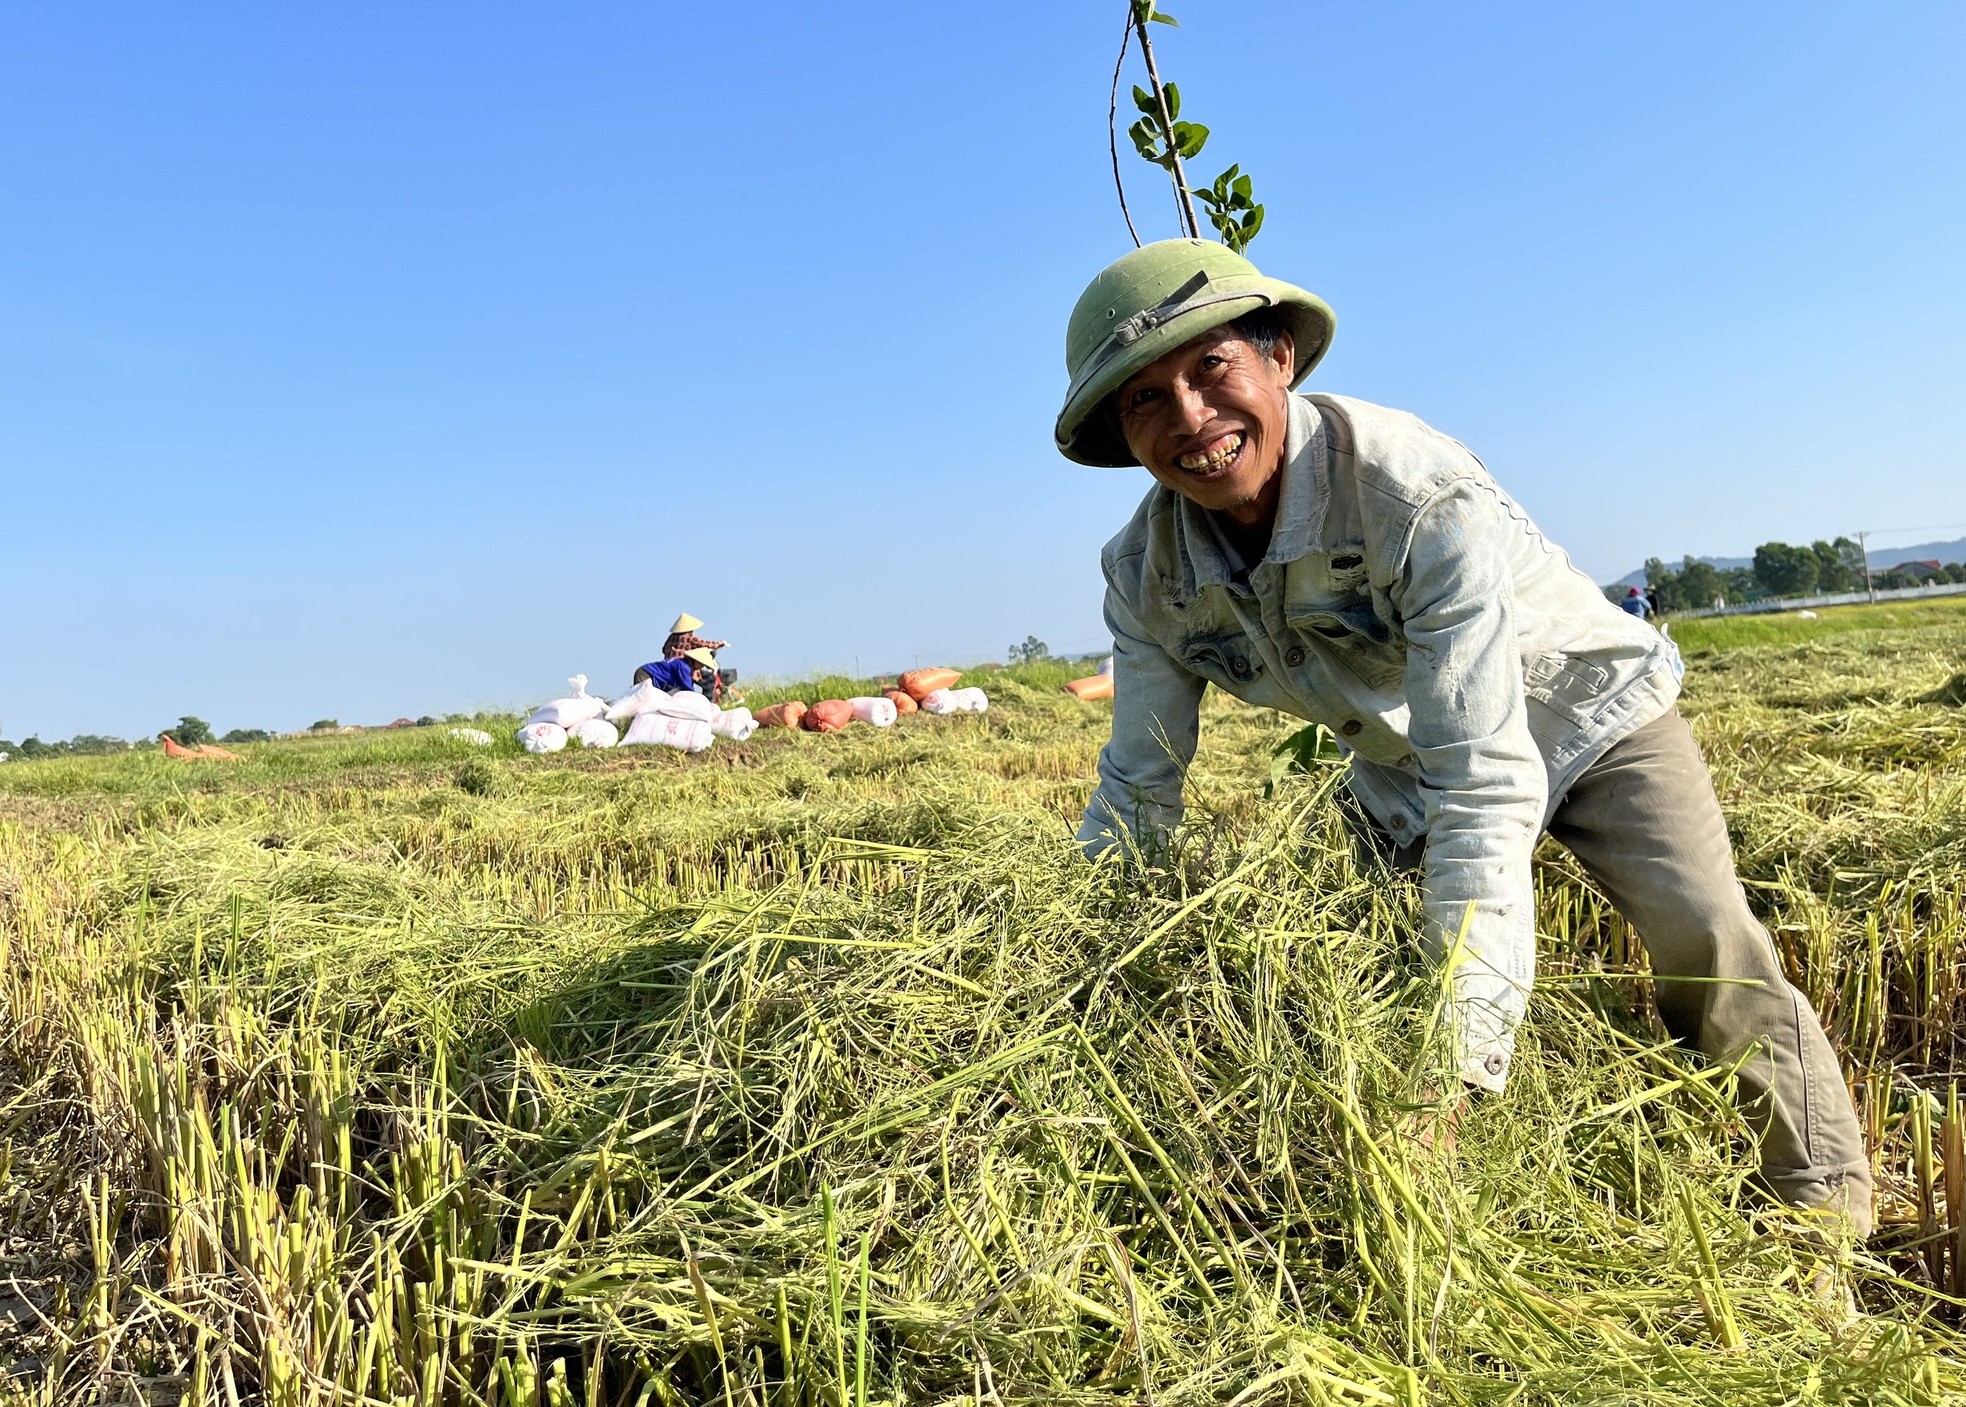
[1392,1083,1480,1157]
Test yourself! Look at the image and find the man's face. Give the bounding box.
[1112,325,1296,519]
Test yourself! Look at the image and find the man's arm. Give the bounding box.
[1394,480,1548,1093]
[1077,581,1207,860]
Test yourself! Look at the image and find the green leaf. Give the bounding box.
[1131,85,1159,117]
[1163,82,1180,119]
[1267,722,1341,795]
[1242,204,1265,238]
[1232,172,1252,201]
[1174,122,1208,159]
[1127,121,1160,159]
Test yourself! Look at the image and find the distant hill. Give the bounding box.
[1614,536,1966,588]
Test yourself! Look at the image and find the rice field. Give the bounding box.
[2,600,1965,1405]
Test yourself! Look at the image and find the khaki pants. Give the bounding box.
[1358,707,1874,1234]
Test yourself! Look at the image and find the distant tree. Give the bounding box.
[1721,566,1759,601]
[308,719,340,732]
[415,716,439,728]
[220,728,273,744]
[1640,558,1684,613]
[17,736,54,758]
[1809,539,1860,593]
[66,735,128,755]
[1944,563,1966,584]
[1752,542,1819,599]
[1834,536,1866,589]
[1008,636,1052,664]
[1676,557,1724,608]
[166,716,214,746]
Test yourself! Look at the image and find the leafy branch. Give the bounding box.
[1113,0,1265,253]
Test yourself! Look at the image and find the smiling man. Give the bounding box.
[1056,238,1871,1241]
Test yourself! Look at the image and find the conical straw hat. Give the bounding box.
[670,612,703,635]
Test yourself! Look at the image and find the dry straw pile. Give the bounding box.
[1,608,1964,1404]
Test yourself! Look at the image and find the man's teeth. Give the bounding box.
[1178,434,1243,471]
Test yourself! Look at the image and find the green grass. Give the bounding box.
[1,647,1963,1405]
[1667,591,1966,654]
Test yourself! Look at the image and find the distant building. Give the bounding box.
[1896,560,1946,582]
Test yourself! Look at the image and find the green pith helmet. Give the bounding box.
[1054,238,1336,468]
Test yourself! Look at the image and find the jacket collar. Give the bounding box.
[1166,394,1327,602]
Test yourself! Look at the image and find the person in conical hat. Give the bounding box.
[662,612,728,661]
[644,615,730,703]
[1061,238,1870,1245]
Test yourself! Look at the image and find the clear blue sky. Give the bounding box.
[4,2,1961,741]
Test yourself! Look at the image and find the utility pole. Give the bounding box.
[1856,529,1876,603]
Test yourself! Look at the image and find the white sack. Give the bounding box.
[603,680,662,724]
[710,707,756,742]
[621,713,713,752]
[517,722,568,753]
[950,687,990,713]
[528,674,607,729]
[649,688,719,722]
[920,688,961,715]
[447,728,494,746]
[570,718,619,749]
[848,696,898,728]
[1097,656,1115,677]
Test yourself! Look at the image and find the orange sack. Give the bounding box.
[162,734,242,761]
[1062,674,1115,702]
[883,689,918,714]
[802,699,855,733]
[755,701,808,729]
[899,667,961,701]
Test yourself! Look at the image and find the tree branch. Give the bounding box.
[1108,11,1141,247]
[1130,6,1201,240]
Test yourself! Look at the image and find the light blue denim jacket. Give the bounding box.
[1080,393,1682,1091]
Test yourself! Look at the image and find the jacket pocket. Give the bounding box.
[1525,652,1612,726]
[1180,634,1266,692]
[1286,608,1403,690]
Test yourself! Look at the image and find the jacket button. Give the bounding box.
[1231,656,1250,677]
[1484,1053,1507,1076]
[1285,646,1306,667]
[1340,719,1362,736]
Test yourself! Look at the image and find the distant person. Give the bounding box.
[663,612,727,660]
[663,612,730,701]
[1644,585,1661,618]
[633,647,719,695]
[1620,586,1652,619]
